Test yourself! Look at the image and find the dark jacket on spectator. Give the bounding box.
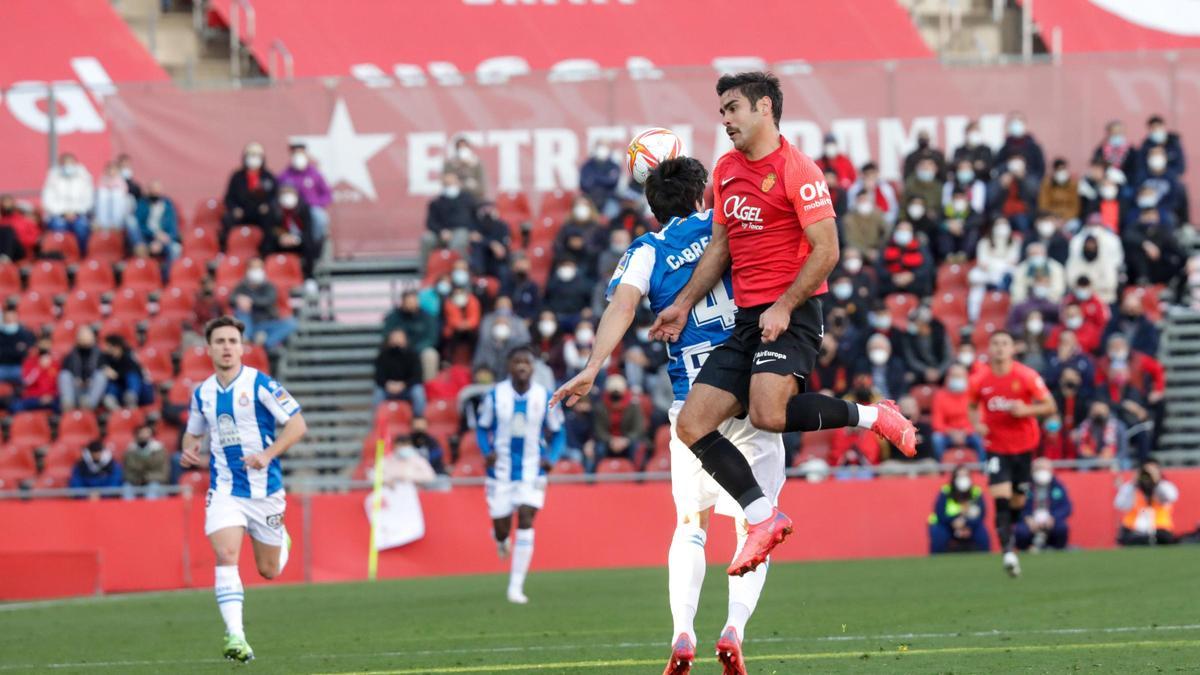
[996,134,1047,180]
[0,223,26,261]
[223,167,277,228]
[232,280,279,324]
[503,274,542,321]
[382,308,439,354]
[1102,314,1161,358]
[591,394,647,447]
[543,274,593,317]
[0,324,35,368]
[374,345,422,388]
[877,239,933,297]
[1138,133,1186,177]
[70,452,123,490]
[579,158,621,209]
[263,204,319,278]
[61,344,102,381]
[426,193,476,234]
[123,439,170,485]
[898,320,953,381]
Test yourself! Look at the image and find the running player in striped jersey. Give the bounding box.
[180,316,308,662]
[477,345,565,604]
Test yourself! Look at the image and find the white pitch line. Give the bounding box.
[2,623,1197,671]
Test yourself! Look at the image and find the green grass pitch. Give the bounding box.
[2,547,1198,673]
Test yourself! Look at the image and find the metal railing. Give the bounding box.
[267,38,294,82]
[228,0,256,80]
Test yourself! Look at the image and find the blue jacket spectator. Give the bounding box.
[1102,294,1160,358]
[995,114,1047,180]
[1015,458,1072,550]
[929,467,991,554]
[0,308,35,385]
[579,143,622,217]
[134,183,181,266]
[1134,147,1187,225]
[69,441,124,494]
[1137,115,1186,178]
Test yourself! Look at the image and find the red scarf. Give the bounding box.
[246,169,261,192]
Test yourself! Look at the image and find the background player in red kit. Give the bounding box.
[651,72,917,593]
[968,331,1057,578]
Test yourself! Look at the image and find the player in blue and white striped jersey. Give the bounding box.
[476,345,565,604]
[550,157,783,675]
[180,316,308,663]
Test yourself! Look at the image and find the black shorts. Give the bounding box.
[986,452,1034,492]
[692,296,825,410]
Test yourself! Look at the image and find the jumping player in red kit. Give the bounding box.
[967,331,1057,578]
[651,72,917,645]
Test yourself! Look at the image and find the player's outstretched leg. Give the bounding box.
[770,390,917,457]
[715,625,747,675]
[665,514,707,673]
[507,506,538,603]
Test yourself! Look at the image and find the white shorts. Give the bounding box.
[485,476,547,519]
[669,402,785,518]
[205,490,288,546]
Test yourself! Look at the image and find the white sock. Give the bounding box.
[509,528,535,593]
[668,523,707,644]
[214,565,245,637]
[276,528,290,576]
[856,403,878,429]
[727,533,769,639]
[743,497,773,525]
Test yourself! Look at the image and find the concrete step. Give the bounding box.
[1165,402,1200,415]
[306,426,372,440]
[283,457,357,472]
[287,348,378,364]
[293,333,383,349]
[286,440,361,456]
[297,410,373,425]
[284,364,374,380]
[300,395,375,409]
[286,379,374,395]
[1157,433,1198,449]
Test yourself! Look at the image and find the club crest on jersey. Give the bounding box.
[238,392,250,407]
[761,172,776,193]
[1012,381,1021,392]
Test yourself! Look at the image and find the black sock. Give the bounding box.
[994,497,1013,552]
[691,430,764,508]
[783,394,856,432]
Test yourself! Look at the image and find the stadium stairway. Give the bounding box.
[1159,306,1200,464]
[277,258,418,488]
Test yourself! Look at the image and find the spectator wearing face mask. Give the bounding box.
[809,333,850,397]
[0,308,35,385]
[1077,159,1108,219]
[469,202,513,282]
[1122,207,1187,287]
[1010,242,1066,304]
[408,418,447,475]
[70,440,123,495]
[1115,460,1179,546]
[543,260,592,325]
[827,273,870,330]
[1027,214,1071,266]
[444,136,486,202]
[1072,400,1129,468]
[822,168,849,218]
[815,133,857,190]
[936,189,982,263]
[928,466,990,554]
[995,112,1046,180]
[441,282,482,360]
[1044,332,1096,392]
[1066,228,1121,305]
[373,328,427,415]
[474,301,529,376]
[1038,158,1081,225]
[838,246,877,302]
[1014,458,1072,551]
[1127,183,1177,231]
[382,291,440,382]
[423,173,475,263]
[931,364,986,461]
[846,162,900,225]
[898,302,952,385]
[953,342,984,377]
[123,422,170,498]
[12,341,59,413]
[951,120,994,178]
[854,333,907,400]
[988,155,1040,235]
[977,218,1022,291]
[1091,170,1130,232]
[133,181,181,268]
[1103,293,1161,358]
[58,325,105,411]
[1138,115,1185,178]
[93,161,134,234]
[842,190,889,259]
[265,185,319,279]
[1042,367,1089,459]
[1092,120,1139,179]
[592,374,647,468]
[1048,302,1102,355]
[0,195,37,261]
[1098,361,1154,462]
[502,255,542,321]
[904,157,944,216]
[222,142,277,237]
[622,317,668,396]
[1008,298,1055,347]
[903,195,939,242]
[579,142,622,218]
[593,229,632,313]
[878,221,933,297]
[232,257,297,351]
[1094,334,1165,434]
[903,130,947,181]
[553,198,605,279]
[942,159,988,216]
[563,320,600,379]
[98,335,152,410]
[1015,311,1054,375]
[277,143,332,243]
[42,153,95,252]
[532,310,568,380]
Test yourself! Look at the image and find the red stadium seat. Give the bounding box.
[265,253,303,291]
[797,428,836,462]
[167,378,197,408]
[155,425,180,453]
[88,229,126,264]
[50,320,80,358]
[375,401,413,437]
[27,260,69,296]
[909,384,936,414]
[528,216,562,248]
[61,290,102,324]
[885,293,919,331]
[451,459,482,478]
[423,248,460,284]
[214,255,247,292]
[972,321,1004,351]
[527,245,553,288]
[75,259,117,295]
[193,198,223,227]
[99,317,137,346]
[457,432,482,459]
[537,189,575,227]
[654,424,672,456]
[168,256,206,292]
[106,408,146,447]
[0,443,37,474]
[42,441,80,473]
[552,458,585,475]
[936,262,972,294]
[16,291,55,328]
[177,470,210,493]
[120,257,162,293]
[978,290,1011,327]
[38,231,80,262]
[1124,284,1166,323]
[495,191,532,225]
[137,346,174,383]
[242,343,270,374]
[0,262,20,297]
[10,411,52,453]
[182,226,220,259]
[595,457,637,475]
[644,450,670,473]
[58,409,100,447]
[158,285,197,323]
[425,398,458,427]
[942,448,978,467]
[274,285,294,319]
[144,316,183,352]
[226,226,264,259]
[110,288,150,323]
[180,345,212,381]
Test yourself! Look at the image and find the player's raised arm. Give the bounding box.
[550,283,642,408]
[650,221,730,342]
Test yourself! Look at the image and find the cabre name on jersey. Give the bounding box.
[665,236,712,270]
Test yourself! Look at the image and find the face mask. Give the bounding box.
[952,198,969,214]
[1149,128,1167,144]
[1008,119,1026,136]
[1032,285,1049,300]
[538,320,557,337]
[247,268,266,285]
[575,327,594,344]
[120,167,133,180]
[1065,316,1083,330]
[443,185,461,198]
[1109,133,1125,147]
[1033,469,1052,486]
[1137,194,1158,209]
[1090,414,1107,425]
[557,266,577,282]
[907,204,926,220]
[916,168,935,182]
[0,323,17,334]
[855,201,874,216]
[436,280,452,296]
[1109,349,1129,363]
[1027,254,1047,267]
[993,224,1011,240]
[1100,184,1118,200]
[610,241,626,254]
[967,130,984,147]
[868,349,889,366]
[492,323,511,342]
[636,327,651,342]
[832,283,853,300]
[1027,319,1044,335]
[954,475,973,492]
[245,155,263,170]
[1044,418,1062,433]
[279,193,299,209]
[457,146,474,162]
[290,153,309,170]
[893,230,914,246]
[572,205,591,221]
[872,316,892,331]
[593,147,612,161]
[958,352,975,367]
[1007,160,1025,175]
[824,143,839,157]
[956,169,974,184]
[1054,169,1070,185]
[452,292,469,307]
[1037,220,1056,239]
[1148,154,1167,172]
[61,164,79,177]
[947,377,967,393]
[843,257,862,274]
[451,269,470,287]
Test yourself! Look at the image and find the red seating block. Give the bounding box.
[451,458,483,478]
[265,253,303,291]
[38,231,80,262]
[88,230,126,264]
[214,255,247,293]
[121,257,163,293]
[595,457,637,474]
[424,249,460,284]
[168,256,205,292]
[75,259,116,295]
[0,262,20,297]
[978,290,1011,327]
[99,317,137,346]
[137,346,174,383]
[144,317,183,352]
[374,401,413,437]
[106,408,146,450]
[193,198,223,226]
[182,225,219,258]
[885,293,919,331]
[226,226,264,260]
[425,398,458,427]
[158,285,197,323]
[552,458,585,475]
[50,320,80,358]
[936,261,972,294]
[10,411,52,453]
[180,345,211,381]
[110,288,150,324]
[16,291,55,328]
[242,343,270,374]
[27,260,69,296]
[62,290,102,324]
[58,410,100,447]
[527,245,552,288]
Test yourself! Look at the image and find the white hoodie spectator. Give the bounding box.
[41,154,94,217]
[975,219,1022,288]
[93,162,133,231]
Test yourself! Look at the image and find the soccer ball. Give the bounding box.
[626,127,684,184]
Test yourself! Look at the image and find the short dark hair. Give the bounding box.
[205,315,245,343]
[715,71,782,127]
[990,329,1015,342]
[103,334,127,350]
[1148,114,1164,126]
[507,344,536,362]
[644,157,709,223]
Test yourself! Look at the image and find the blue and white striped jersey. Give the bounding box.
[476,379,565,481]
[186,366,301,498]
[605,209,738,401]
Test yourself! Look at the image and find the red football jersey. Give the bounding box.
[712,136,837,308]
[967,361,1051,454]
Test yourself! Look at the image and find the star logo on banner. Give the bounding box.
[290,99,394,200]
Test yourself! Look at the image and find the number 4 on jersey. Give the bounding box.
[693,281,736,330]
